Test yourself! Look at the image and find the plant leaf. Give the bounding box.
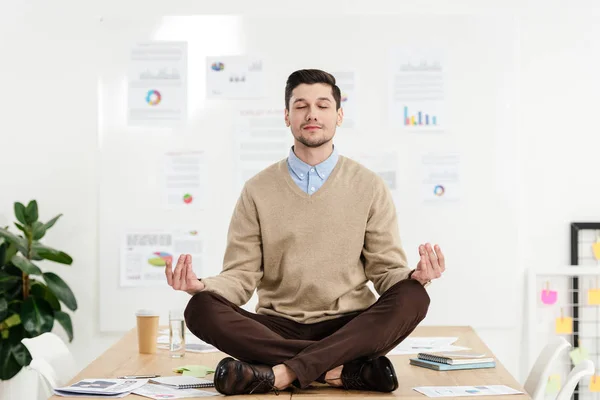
[31,221,46,241]
[0,297,7,321]
[11,255,42,276]
[54,311,73,341]
[13,222,28,237]
[43,272,77,311]
[14,202,27,225]
[24,200,38,224]
[30,280,61,311]
[0,338,22,379]
[0,228,28,254]
[20,296,54,337]
[0,273,20,295]
[12,342,31,367]
[44,214,62,231]
[32,243,73,265]
[3,313,21,328]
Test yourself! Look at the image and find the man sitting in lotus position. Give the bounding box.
[165,69,445,395]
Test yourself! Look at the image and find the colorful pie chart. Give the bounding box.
[146,90,161,106]
[433,185,445,196]
[148,251,172,267]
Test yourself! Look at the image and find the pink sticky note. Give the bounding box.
[542,289,557,305]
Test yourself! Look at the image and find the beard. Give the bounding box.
[293,126,334,148]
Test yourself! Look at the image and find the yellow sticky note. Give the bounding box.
[569,347,589,365]
[546,374,561,394]
[555,317,573,334]
[592,242,600,260]
[588,289,600,305]
[590,376,600,392]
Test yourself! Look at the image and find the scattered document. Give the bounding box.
[121,230,203,287]
[233,107,292,191]
[164,151,205,208]
[54,379,147,398]
[134,384,218,399]
[128,42,187,126]
[206,55,265,99]
[158,329,219,354]
[388,47,445,132]
[414,385,523,398]
[420,152,460,203]
[388,337,470,355]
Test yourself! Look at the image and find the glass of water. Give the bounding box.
[169,309,186,358]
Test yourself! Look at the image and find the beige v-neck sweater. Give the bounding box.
[201,155,412,323]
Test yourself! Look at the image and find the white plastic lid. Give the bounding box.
[135,309,160,317]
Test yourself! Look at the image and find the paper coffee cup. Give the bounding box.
[135,309,160,354]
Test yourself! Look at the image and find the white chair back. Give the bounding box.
[555,360,595,400]
[21,332,78,397]
[523,336,571,400]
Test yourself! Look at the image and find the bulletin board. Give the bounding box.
[96,14,520,332]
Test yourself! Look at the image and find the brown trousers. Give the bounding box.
[184,279,430,389]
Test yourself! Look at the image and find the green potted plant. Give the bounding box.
[0,200,76,380]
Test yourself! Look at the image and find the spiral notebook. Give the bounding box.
[417,352,494,365]
[150,376,215,389]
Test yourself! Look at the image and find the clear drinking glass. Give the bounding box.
[169,309,186,358]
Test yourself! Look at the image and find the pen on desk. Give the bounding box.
[118,374,161,379]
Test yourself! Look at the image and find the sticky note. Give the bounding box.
[556,317,573,334]
[592,242,600,260]
[569,347,589,365]
[588,289,600,305]
[541,289,558,305]
[546,374,561,394]
[173,364,215,378]
[590,376,600,392]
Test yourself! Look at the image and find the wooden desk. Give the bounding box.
[50,326,529,400]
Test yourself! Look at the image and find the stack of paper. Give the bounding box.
[54,379,147,398]
[157,329,219,353]
[388,337,470,355]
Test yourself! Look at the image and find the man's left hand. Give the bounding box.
[411,243,445,286]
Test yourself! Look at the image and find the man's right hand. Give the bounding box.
[165,254,205,295]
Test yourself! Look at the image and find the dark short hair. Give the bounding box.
[285,69,341,110]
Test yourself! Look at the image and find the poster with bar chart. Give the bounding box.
[388,48,445,132]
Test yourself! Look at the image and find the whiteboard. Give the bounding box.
[97,14,519,332]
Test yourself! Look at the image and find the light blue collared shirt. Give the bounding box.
[287,146,339,195]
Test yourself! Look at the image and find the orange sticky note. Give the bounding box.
[588,289,600,305]
[555,317,573,334]
[591,376,600,392]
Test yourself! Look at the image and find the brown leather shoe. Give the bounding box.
[341,356,399,392]
[214,357,278,395]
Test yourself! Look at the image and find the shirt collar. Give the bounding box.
[288,145,339,181]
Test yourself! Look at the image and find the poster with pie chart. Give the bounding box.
[420,152,460,203]
[164,151,205,209]
[120,230,203,287]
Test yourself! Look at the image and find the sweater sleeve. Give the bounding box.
[201,185,263,305]
[362,176,412,295]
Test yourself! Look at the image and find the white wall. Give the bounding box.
[1,0,599,387]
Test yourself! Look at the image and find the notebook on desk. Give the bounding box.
[410,358,496,371]
[150,376,215,389]
[417,351,494,365]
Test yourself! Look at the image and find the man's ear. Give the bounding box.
[284,108,290,127]
[337,107,344,126]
